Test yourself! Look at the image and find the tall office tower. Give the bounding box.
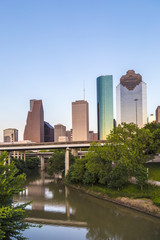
[3,128,18,142]
[44,121,54,142]
[72,100,89,141]
[97,75,113,140]
[24,99,44,142]
[54,124,66,142]
[156,106,160,123]
[116,70,147,128]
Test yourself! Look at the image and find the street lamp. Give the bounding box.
[134,99,138,125]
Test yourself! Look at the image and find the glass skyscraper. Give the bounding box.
[116,70,147,128]
[97,75,113,140]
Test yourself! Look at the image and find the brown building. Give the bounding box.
[24,99,44,142]
[72,100,89,141]
[156,106,160,123]
[66,130,72,142]
[54,124,66,142]
[89,131,98,141]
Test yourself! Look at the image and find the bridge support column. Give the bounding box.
[65,148,69,176]
[8,152,11,165]
[40,156,45,171]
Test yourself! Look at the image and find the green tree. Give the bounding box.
[134,165,148,190]
[47,150,75,176]
[66,158,86,183]
[85,143,112,185]
[0,151,30,240]
[106,123,152,175]
[144,122,160,155]
[108,165,128,190]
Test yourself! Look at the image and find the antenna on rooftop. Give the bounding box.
[83,80,85,100]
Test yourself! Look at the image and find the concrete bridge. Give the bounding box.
[0,140,105,175]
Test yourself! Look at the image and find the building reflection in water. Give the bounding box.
[15,172,160,240]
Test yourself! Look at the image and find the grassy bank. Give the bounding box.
[147,163,160,181]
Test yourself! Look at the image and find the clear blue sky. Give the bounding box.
[0,0,160,141]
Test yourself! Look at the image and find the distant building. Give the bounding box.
[3,128,18,142]
[44,121,54,142]
[58,136,69,142]
[66,130,72,142]
[116,70,147,128]
[97,75,113,140]
[24,99,44,142]
[72,100,89,141]
[156,106,160,123]
[148,114,156,123]
[54,124,66,142]
[89,131,98,141]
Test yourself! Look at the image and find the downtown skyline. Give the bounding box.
[0,0,160,141]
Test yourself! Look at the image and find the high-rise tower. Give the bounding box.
[72,100,89,141]
[24,99,44,142]
[116,70,147,128]
[156,106,160,123]
[97,75,113,140]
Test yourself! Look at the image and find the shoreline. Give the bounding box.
[66,183,160,219]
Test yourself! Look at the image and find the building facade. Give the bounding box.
[3,128,18,142]
[44,121,54,142]
[156,106,160,123]
[116,70,147,128]
[72,100,89,141]
[89,131,98,141]
[54,124,66,142]
[97,75,113,140]
[148,114,156,123]
[24,99,44,142]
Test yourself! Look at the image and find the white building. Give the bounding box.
[116,70,147,128]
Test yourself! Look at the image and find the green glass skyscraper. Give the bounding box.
[97,75,113,140]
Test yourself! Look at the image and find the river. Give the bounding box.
[14,171,160,240]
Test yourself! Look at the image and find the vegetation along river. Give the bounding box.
[14,172,160,240]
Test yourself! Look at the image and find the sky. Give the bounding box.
[0,0,160,141]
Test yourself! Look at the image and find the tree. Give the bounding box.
[85,143,112,185]
[0,151,30,240]
[66,158,86,183]
[108,165,128,190]
[106,123,152,176]
[47,150,75,176]
[144,122,160,155]
[134,165,148,190]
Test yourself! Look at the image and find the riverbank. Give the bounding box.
[66,183,160,218]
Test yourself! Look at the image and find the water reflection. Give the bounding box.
[15,172,160,240]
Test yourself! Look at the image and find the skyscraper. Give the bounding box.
[72,100,89,141]
[54,124,66,142]
[44,121,54,142]
[3,128,18,142]
[116,70,147,128]
[156,106,160,123]
[24,99,44,142]
[97,75,113,140]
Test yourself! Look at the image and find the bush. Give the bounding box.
[108,166,128,190]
